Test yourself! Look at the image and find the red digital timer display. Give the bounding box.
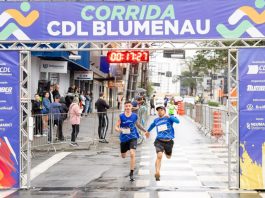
[107,51,149,63]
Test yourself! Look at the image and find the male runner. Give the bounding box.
[115,101,148,181]
[146,106,180,181]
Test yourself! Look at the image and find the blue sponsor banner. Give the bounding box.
[239,49,265,189]
[0,51,20,188]
[0,1,265,41]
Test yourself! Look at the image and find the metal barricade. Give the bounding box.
[30,109,123,151]
[188,104,229,144]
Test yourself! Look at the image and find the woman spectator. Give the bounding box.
[42,92,51,135]
[69,97,83,146]
[32,94,43,136]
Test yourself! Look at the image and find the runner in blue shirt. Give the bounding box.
[115,101,148,181]
[146,106,180,181]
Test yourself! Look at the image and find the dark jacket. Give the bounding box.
[95,98,109,113]
[32,100,42,115]
[52,90,60,100]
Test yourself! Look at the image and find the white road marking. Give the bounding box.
[0,152,72,198]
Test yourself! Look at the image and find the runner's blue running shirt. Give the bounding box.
[119,113,140,142]
[147,116,180,140]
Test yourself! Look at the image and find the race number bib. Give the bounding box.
[121,128,131,134]
[157,124,168,132]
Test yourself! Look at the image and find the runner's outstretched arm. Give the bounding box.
[169,116,180,124]
[136,121,149,137]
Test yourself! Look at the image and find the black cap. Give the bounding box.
[156,106,166,111]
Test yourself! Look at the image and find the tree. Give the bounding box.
[181,59,201,96]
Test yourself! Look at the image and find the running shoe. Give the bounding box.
[130,174,135,182]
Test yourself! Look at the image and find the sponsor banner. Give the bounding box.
[40,60,67,73]
[74,71,93,80]
[239,49,265,189]
[1,1,265,41]
[0,51,20,189]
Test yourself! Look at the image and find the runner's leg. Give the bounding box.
[155,152,163,180]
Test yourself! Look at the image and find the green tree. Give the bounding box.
[181,59,201,96]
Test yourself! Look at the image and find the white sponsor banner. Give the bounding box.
[74,71,93,80]
[40,60,67,73]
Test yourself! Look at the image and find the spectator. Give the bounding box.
[132,96,141,114]
[138,99,148,128]
[42,92,50,135]
[89,93,93,113]
[32,94,43,136]
[69,97,83,146]
[85,91,91,116]
[49,95,64,141]
[49,85,54,103]
[164,96,168,108]
[150,95,155,115]
[68,85,76,94]
[79,90,86,114]
[52,84,60,101]
[95,93,110,143]
[117,95,123,110]
[59,97,69,121]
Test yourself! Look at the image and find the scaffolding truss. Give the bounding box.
[19,51,31,188]
[10,38,256,189]
[1,39,265,51]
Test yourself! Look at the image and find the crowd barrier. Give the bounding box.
[30,110,122,151]
[185,104,233,143]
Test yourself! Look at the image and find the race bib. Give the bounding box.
[121,128,131,134]
[157,124,168,132]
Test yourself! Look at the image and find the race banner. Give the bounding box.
[0,51,20,188]
[239,49,265,189]
[0,0,265,41]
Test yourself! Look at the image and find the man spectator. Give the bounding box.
[150,95,155,115]
[132,96,141,114]
[49,95,64,142]
[52,84,60,101]
[95,93,110,143]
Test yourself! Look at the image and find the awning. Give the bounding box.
[31,44,90,71]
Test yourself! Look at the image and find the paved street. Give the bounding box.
[1,115,265,198]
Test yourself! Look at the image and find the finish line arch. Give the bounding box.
[0,0,265,191]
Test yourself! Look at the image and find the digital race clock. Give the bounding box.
[107,51,149,63]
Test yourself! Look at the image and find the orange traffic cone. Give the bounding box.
[211,111,223,138]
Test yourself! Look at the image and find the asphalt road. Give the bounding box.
[2,115,264,198]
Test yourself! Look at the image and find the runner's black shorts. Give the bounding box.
[120,138,137,153]
[154,139,174,156]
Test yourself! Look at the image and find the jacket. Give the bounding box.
[95,98,109,113]
[69,103,82,125]
[49,102,62,120]
[42,98,50,114]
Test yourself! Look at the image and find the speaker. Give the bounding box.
[37,80,50,97]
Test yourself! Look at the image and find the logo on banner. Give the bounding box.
[247,104,254,110]
[246,122,265,130]
[0,2,39,40]
[217,0,265,38]
[247,64,265,74]
[0,87,12,94]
